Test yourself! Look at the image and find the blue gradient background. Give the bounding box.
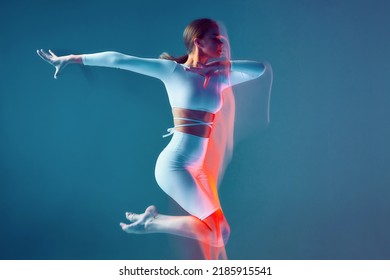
[1,0,389,259]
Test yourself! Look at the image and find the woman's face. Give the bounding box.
[197,26,225,59]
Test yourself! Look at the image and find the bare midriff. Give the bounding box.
[172,107,215,138]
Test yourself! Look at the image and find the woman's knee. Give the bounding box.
[202,209,231,246]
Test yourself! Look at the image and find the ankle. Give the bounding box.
[144,215,157,233]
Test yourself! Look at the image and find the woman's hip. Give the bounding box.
[162,131,209,164]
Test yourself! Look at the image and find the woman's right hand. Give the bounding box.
[36,49,71,79]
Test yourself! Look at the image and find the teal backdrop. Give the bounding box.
[1,0,389,259]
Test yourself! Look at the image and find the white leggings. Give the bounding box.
[155,131,221,220]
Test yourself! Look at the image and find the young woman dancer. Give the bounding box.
[37,18,267,259]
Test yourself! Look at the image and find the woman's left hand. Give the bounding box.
[37,49,71,79]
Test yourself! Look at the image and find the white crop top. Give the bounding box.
[82,51,265,114]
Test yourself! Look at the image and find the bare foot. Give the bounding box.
[120,205,158,234]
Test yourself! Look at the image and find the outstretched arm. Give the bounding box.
[37,50,176,80]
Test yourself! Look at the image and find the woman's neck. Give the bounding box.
[185,50,209,67]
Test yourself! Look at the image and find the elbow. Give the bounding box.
[256,62,266,78]
[259,61,273,78]
[252,61,272,79]
[97,51,124,67]
[106,51,122,66]
[109,52,135,69]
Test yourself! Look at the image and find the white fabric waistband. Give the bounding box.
[162,117,213,138]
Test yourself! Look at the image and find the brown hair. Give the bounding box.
[160,18,218,63]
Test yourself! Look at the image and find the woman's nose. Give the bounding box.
[216,35,227,43]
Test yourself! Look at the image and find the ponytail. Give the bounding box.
[159,52,188,64]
